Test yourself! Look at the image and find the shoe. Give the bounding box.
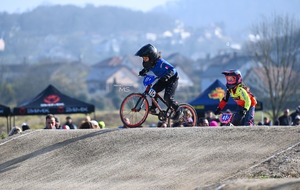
[172,107,183,120]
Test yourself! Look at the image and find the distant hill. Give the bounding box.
[0,1,299,64]
[0,5,175,36]
[153,0,300,40]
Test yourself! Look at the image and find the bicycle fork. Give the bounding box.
[132,95,146,112]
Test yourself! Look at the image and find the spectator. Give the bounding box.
[44,114,56,129]
[21,123,30,131]
[64,116,77,129]
[198,118,209,127]
[61,125,70,130]
[82,115,91,123]
[90,120,100,129]
[119,117,133,128]
[292,115,300,126]
[55,116,61,129]
[9,126,22,136]
[98,121,106,129]
[275,109,292,126]
[206,111,219,123]
[181,109,194,127]
[258,116,272,126]
[209,120,219,127]
[79,121,93,129]
[290,105,300,124]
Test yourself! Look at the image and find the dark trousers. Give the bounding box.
[152,75,179,110]
[233,106,255,126]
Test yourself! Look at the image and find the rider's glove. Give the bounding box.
[160,70,174,82]
[139,69,147,76]
[214,107,221,115]
[239,108,247,116]
[161,75,170,82]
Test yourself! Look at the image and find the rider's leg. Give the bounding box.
[243,106,255,126]
[163,78,182,119]
[232,106,245,126]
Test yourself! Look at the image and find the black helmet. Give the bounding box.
[222,69,243,89]
[135,44,159,60]
[135,44,160,69]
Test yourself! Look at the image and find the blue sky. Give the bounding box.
[1,0,178,13]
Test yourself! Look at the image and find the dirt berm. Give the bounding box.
[0,126,299,190]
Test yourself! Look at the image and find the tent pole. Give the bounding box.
[6,116,9,134]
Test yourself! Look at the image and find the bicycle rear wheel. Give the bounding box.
[119,93,149,128]
[173,103,198,127]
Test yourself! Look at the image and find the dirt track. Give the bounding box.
[0,126,299,190]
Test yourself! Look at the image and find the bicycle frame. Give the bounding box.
[143,83,173,113]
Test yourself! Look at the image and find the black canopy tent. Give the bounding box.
[0,104,12,133]
[13,85,95,125]
[189,79,263,117]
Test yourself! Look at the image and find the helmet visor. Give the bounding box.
[225,76,237,84]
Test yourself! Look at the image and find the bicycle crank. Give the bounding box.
[158,111,167,121]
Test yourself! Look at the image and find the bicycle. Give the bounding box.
[119,75,198,128]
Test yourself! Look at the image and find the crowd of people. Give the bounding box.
[44,114,106,130]
[8,114,106,136]
[7,105,300,135]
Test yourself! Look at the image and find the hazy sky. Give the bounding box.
[1,0,178,13]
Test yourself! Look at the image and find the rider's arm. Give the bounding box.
[237,86,251,111]
[139,68,149,76]
[218,90,230,110]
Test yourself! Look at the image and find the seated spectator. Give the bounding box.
[64,116,77,129]
[206,111,219,123]
[198,118,209,127]
[79,120,100,129]
[292,115,300,126]
[61,125,70,130]
[9,126,22,136]
[21,123,30,131]
[90,120,100,129]
[44,114,57,129]
[55,116,62,129]
[209,120,218,127]
[98,121,106,129]
[258,117,272,126]
[290,105,300,124]
[83,115,91,123]
[119,117,131,128]
[274,109,292,126]
[181,109,194,127]
[79,121,93,129]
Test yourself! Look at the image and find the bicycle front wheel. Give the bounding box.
[119,93,149,128]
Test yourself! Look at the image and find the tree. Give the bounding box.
[247,14,300,123]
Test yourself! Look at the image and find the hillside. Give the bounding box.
[0,126,299,189]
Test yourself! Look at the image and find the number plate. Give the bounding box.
[220,113,233,124]
[148,88,156,97]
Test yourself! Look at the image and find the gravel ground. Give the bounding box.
[207,143,300,190]
[0,127,299,190]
